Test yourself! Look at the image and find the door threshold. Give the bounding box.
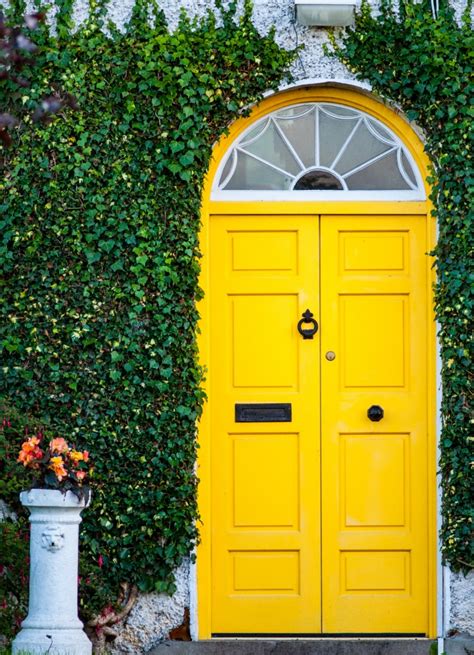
[150,638,436,655]
[211,634,428,639]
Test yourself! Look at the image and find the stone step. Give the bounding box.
[150,639,435,655]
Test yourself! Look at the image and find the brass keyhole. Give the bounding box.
[325,351,336,361]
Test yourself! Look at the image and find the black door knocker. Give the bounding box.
[297,309,319,340]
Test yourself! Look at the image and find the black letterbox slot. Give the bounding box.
[235,403,292,423]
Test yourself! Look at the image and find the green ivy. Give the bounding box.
[333,0,473,571]
[0,0,295,632]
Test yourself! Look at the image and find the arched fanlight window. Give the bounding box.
[213,103,425,199]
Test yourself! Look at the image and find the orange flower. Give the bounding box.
[49,456,68,481]
[69,449,85,462]
[18,437,43,468]
[18,449,39,467]
[18,449,30,465]
[49,437,69,454]
[21,436,41,452]
[75,470,87,482]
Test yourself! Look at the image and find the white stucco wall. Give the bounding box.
[110,560,190,653]
[449,570,474,636]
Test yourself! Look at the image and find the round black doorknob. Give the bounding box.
[367,405,384,422]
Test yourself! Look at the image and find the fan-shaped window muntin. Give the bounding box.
[215,103,424,197]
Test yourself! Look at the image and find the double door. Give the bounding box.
[209,213,429,635]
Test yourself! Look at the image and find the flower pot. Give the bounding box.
[12,488,92,655]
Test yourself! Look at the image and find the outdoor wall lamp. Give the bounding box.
[295,0,356,26]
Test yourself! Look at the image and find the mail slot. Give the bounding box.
[235,403,292,423]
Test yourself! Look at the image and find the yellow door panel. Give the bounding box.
[210,215,320,633]
[341,295,407,387]
[321,215,429,634]
[342,433,408,527]
[232,433,300,528]
[231,550,301,593]
[232,295,299,388]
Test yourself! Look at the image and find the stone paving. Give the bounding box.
[150,639,435,655]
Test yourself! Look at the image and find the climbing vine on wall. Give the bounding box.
[333,0,473,571]
[0,0,294,636]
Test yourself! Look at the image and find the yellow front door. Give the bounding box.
[209,212,429,635]
[321,215,429,633]
[210,214,321,633]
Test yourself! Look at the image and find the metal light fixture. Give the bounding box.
[295,0,356,26]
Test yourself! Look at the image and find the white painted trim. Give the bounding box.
[212,190,425,201]
[189,557,198,641]
[439,565,451,653]
[444,566,451,634]
[274,76,373,96]
[437,334,445,651]
[329,116,362,169]
[291,166,347,190]
[397,148,419,191]
[272,117,306,171]
[295,0,356,6]
[341,145,397,179]
[236,146,296,178]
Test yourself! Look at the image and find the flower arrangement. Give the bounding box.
[18,433,92,493]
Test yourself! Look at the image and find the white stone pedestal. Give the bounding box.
[12,489,92,655]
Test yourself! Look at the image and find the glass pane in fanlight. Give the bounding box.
[320,104,358,118]
[334,120,393,176]
[276,108,316,169]
[276,104,314,119]
[345,149,411,190]
[242,120,302,176]
[366,118,395,144]
[319,110,359,168]
[222,151,293,190]
[240,118,269,146]
[400,151,417,187]
[219,151,236,187]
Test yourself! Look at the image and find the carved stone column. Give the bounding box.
[12,489,92,655]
